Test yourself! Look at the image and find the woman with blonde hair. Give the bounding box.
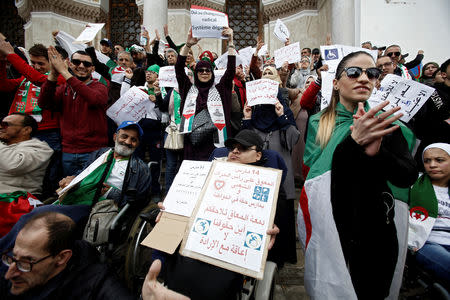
[298,51,418,299]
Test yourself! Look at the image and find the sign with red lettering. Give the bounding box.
[245,79,279,106]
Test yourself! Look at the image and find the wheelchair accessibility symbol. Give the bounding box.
[325,48,339,60]
[252,186,270,202]
[193,218,211,235]
[244,231,263,251]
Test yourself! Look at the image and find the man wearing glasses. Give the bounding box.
[38,46,109,177]
[0,211,135,299]
[385,45,415,80]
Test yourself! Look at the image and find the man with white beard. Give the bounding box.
[58,121,151,208]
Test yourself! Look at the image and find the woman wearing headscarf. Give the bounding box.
[419,62,439,86]
[289,56,317,89]
[408,143,450,286]
[175,27,236,161]
[241,65,300,266]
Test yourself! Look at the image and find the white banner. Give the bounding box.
[215,52,244,70]
[246,79,279,106]
[74,23,105,44]
[320,44,378,73]
[238,46,255,68]
[190,5,229,39]
[258,44,268,57]
[274,42,301,68]
[107,86,156,125]
[273,19,290,43]
[214,69,226,85]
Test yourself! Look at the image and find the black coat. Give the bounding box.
[0,240,135,300]
[331,130,417,299]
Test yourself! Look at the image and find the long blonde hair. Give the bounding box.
[316,51,374,148]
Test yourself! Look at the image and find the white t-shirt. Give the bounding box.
[103,159,129,198]
[428,185,450,246]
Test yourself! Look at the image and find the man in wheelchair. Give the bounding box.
[158,130,282,300]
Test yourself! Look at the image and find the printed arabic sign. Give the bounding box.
[158,66,178,88]
[245,79,279,106]
[181,161,281,279]
[190,5,229,39]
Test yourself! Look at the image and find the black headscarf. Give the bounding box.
[193,60,215,111]
[250,88,296,133]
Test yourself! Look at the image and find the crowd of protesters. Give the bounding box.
[0,18,449,300]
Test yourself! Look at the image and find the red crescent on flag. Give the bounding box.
[409,206,428,221]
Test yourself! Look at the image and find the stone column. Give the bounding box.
[331,0,355,46]
[142,0,168,39]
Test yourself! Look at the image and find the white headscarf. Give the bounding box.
[422,143,450,161]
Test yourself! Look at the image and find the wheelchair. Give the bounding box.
[401,248,450,300]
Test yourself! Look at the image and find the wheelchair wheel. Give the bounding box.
[253,261,277,300]
[124,203,159,292]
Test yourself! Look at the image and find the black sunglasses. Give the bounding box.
[339,67,381,81]
[386,51,401,57]
[197,68,211,74]
[227,144,257,153]
[71,59,93,67]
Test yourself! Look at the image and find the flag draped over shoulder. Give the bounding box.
[57,150,114,206]
[408,174,440,250]
[297,102,415,299]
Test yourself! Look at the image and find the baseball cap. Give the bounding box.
[116,121,144,139]
[225,129,264,151]
[100,38,113,48]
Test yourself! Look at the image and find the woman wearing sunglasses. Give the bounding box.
[175,26,235,161]
[298,51,418,299]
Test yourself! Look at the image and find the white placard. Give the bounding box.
[74,23,105,44]
[58,150,111,197]
[238,46,255,68]
[273,19,290,43]
[214,53,243,70]
[274,42,301,68]
[246,79,279,106]
[375,74,435,122]
[258,44,268,57]
[158,66,178,88]
[214,69,226,85]
[190,5,229,39]
[183,161,280,273]
[163,160,212,217]
[320,44,378,73]
[107,86,156,125]
[320,71,335,110]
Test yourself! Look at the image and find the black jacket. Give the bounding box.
[331,131,417,299]
[87,148,152,208]
[0,240,135,300]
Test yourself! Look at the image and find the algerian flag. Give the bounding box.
[408,175,439,250]
[297,102,415,299]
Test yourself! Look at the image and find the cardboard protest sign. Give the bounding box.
[191,5,229,39]
[320,71,335,110]
[107,86,157,125]
[181,161,282,279]
[274,42,301,68]
[163,160,213,217]
[375,74,435,122]
[158,66,178,88]
[246,79,279,106]
[273,19,290,43]
[320,44,377,73]
[74,23,104,44]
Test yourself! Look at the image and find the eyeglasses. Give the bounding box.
[2,252,53,273]
[71,59,93,67]
[197,68,211,74]
[227,144,258,153]
[386,51,401,58]
[339,67,381,81]
[0,121,22,128]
